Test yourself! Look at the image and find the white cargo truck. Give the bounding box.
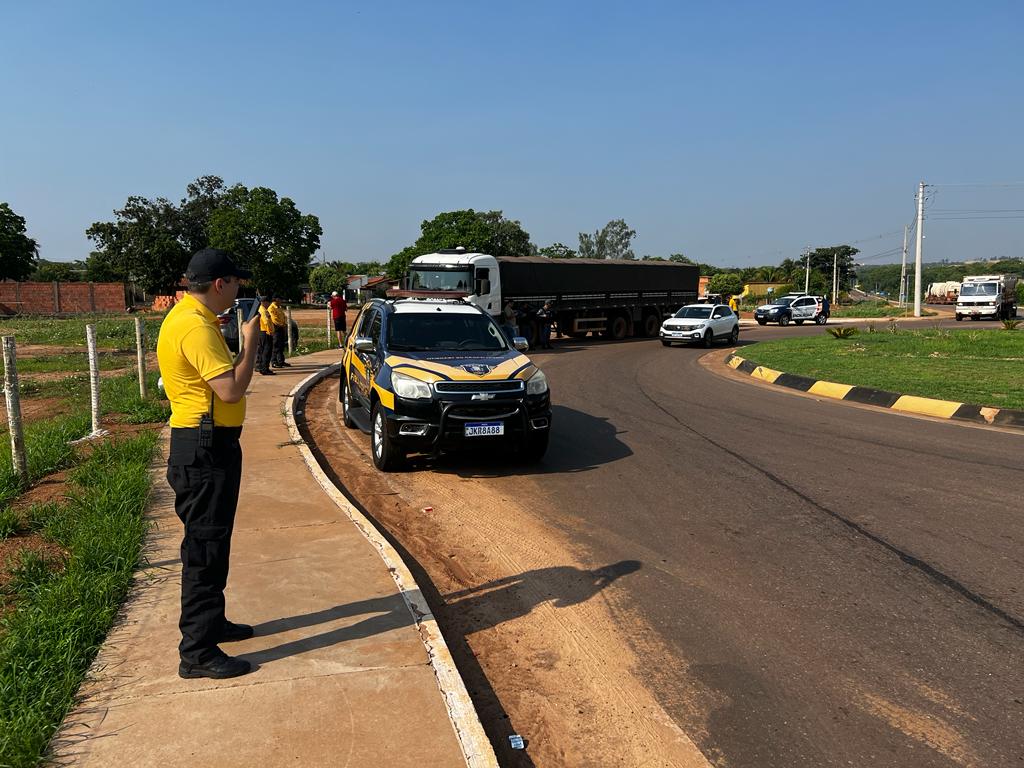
[955,275,1018,321]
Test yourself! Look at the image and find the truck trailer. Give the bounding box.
[391,248,700,345]
[955,274,1018,321]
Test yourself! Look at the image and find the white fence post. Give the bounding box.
[86,324,101,434]
[287,306,294,355]
[326,305,332,344]
[2,336,28,485]
[135,316,147,398]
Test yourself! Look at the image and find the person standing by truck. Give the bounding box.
[502,299,518,341]
[537,301,554,349]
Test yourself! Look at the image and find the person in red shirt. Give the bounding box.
[329,291,348,347]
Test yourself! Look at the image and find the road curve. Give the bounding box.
[509,323,1023,767]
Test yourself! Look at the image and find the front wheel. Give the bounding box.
[795,319,804,326]
[370,403,405,471]
[341,374,356,429]
[815,313,828,325]
[756,319,767,326]
[779,315,790,327]
[661,339,671,346]
[728,326,739,345]
[702,330,713,348]
[955,314,962,322]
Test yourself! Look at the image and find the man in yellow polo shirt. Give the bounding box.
[267,295,290,368]
[157,248,260,679]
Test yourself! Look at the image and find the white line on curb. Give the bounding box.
[284,364,499,768]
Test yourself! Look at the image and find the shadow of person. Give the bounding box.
[440,560,642,633]
[239,592,414,666]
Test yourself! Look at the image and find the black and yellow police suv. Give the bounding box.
[339,297,552,471]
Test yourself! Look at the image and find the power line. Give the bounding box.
[929,182,1024,188]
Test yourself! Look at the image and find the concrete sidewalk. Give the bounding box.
[52,349,493,767]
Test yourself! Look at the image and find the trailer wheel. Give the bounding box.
[955,314,962,322]
[607,315,629,341]
[642,313,660,337]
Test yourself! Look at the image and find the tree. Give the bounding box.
[808,245,859,288]
[207,185,322,299]
[83,250,125,282]
[538,243,577,259]
[578,219,637,260]
[32,259,81,282]
[0,203,39,281]
[708,273,744,296]
[386,210,533,279]
[668,253,692,264]
[309,263,349,295]
[86,195,188,294]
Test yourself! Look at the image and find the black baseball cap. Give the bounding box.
[185,248,252,282]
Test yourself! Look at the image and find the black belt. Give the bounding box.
[171,426,243,437]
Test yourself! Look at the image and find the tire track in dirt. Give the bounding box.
[303,378,712,768]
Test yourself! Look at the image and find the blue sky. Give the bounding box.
[3,1,1022,268]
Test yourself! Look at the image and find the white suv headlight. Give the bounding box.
[526,369,549,396]
[391,371,432,399]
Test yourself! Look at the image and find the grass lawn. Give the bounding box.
[740,328,1024,408]
[830,300,937,318]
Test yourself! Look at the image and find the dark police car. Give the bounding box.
[339,298,552,471]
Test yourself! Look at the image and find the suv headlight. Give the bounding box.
[391,371,432,400]
[526,369,549,396]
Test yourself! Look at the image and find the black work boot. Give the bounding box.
[178,654,253,680]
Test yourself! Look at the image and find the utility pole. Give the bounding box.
[832,252,838,302]
[899,224,909,307]
[914,181,925,317]
[804,247,811,294]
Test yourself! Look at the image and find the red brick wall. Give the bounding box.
[0,282,126,315]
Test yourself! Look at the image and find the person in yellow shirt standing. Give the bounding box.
[256,296,274,376]
[728,294,739,318]
[157,248,260,680]
[267,295,290,368]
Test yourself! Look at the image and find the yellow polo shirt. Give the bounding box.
[258,304,272,334]
[268,301,286,328]
[157,293,246,428]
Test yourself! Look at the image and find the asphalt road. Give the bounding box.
[509,321,1022,767]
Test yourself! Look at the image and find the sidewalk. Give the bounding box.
[51,349,491,767]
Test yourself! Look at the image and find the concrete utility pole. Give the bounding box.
[914,181,925,317]
[899,224,909,307]
[832,252,838,302]
[804,248,811,294]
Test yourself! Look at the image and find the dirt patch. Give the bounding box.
[303,380,709,768]
[0,397,71,428]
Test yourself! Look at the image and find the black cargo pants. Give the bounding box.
[167,426,243,664]
[272,326,287,365]
[256,330,273,372]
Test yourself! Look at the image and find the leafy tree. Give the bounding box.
[642,255,665,261]
[83,250,125,282]
[668,253,692,264]
[86,196,188,294]
[178,176,229,255]
[386,210,533,279]
[708,273,744,296]
[309,263,349,294]
[0,203,39,281]
[353,261,383,274]
[578,219,637,260]
[32,259,82,282]
[538,243,577,259]
[207,185,322,299]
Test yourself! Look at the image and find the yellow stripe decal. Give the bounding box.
[373,383,395,410]
[750,366,782,384]
[727,356,744,369]
[808,381,854,400]
[385,354,532,381]
[390,365,444,383]
[891,395,962,419]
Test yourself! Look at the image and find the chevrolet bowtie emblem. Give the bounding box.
[472,393,496,400]
[462,364,491,375]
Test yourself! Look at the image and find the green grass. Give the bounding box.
[742,328,1024,408]
[0,431,159,767]
[289,338,338,357]
[0,315,164,351]
[830,300,937,318]
[13,353,130,375]
[0,415,91,516]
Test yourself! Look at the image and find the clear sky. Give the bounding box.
[3,0,1022,268]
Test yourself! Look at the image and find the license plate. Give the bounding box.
[464,422,504,437]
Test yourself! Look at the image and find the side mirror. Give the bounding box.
[354,337,375,353]
[512,336,529,352]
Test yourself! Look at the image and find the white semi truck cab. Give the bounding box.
[403,248,500,316]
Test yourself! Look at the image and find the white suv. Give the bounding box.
[660,304,739,347]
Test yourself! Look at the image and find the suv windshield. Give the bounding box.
[387,312,508,351]
[674,306,713,319]
[408,268,474,292]
[960,283,997,297]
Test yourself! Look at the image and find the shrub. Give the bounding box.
[827,327,859,339]
[1001,319,1020,330]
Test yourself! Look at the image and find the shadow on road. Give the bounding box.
[415,404,634,478]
